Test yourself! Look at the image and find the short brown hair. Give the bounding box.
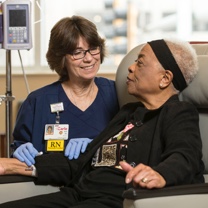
[46,16,106,82]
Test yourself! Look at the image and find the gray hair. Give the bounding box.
[164,39,199,85]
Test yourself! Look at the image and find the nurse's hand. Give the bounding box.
[13,142,39,166]
[65,138,92,160]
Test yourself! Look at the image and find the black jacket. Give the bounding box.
[34,95,204,188]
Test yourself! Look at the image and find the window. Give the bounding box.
[0,0,208,74]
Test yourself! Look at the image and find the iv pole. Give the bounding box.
[0,50,14,157]
[5,50,14,157]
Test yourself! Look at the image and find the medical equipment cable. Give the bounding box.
[17,50,30,95]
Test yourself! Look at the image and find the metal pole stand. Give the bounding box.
[0,50,15,157]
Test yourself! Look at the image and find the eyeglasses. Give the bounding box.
[70,46,101,60]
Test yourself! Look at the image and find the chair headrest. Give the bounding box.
[115,44,144,108]
[180,55,208,109]
[189,43,208,55]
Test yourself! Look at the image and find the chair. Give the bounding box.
[115,42,208,208]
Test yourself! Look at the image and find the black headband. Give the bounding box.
[148,39,187,91]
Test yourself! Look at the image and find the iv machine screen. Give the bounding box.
[9,10,26,27]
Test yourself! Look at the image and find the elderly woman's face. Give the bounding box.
[126,44,165,98]
[65,37,101,81]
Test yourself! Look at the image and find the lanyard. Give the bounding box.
[55,111,60,124]
[50,102,64,124]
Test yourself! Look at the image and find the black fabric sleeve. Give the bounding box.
[34,153,73,186]
[153,102,204,185]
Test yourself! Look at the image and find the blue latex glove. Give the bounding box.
[13,142,38,166]
[65,138,92,160]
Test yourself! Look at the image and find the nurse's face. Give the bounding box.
[65,37,101,82]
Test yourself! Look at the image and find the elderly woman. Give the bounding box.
[12,16,119,166]
[0,39,204,208]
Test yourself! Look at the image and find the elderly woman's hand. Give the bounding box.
[120,161,166,189]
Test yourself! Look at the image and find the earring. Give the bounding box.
[160,83,163,87]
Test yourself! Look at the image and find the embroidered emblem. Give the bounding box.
[94,144,117,167]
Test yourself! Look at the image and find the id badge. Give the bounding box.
[44,124,69,152]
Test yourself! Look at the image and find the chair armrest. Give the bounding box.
[123,183,208,208]
[0,175,59,203]
[0,175,34,184]
[123,183,208,200]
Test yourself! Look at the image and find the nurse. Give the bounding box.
[12,15,119,166]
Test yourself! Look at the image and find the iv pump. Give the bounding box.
[0,0,32,50]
